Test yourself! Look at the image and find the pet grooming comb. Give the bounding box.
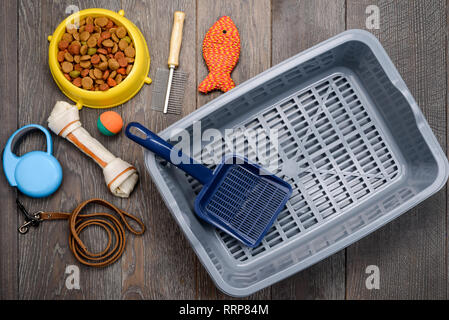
[151,11,188,115]
[150,68,188,115]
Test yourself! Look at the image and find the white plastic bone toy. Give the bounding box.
[48,101,138,198]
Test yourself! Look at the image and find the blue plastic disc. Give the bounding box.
[14,151,63,198]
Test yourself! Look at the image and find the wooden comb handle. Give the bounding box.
[168,11,186,68]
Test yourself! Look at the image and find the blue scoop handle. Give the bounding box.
[125,122,213,185]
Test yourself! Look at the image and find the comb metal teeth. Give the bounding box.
[151,68,189,115]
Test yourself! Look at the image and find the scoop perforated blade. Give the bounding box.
[151,68,188,115]
[125,122,292,247]
[195,159,292,247]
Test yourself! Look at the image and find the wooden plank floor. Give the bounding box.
[0,0,447,299]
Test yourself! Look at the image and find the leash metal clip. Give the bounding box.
[16,199,43,234]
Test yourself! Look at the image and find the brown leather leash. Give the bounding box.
[16,198,145,268]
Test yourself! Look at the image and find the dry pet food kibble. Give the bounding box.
[57,16,134,91]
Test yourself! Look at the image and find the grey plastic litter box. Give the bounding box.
[144,30,448,297]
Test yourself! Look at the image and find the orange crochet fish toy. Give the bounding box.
[198,16,240,94]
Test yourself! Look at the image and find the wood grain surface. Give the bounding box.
[345,0,447,300]
[0,0,18,300]
[0,0,447,300]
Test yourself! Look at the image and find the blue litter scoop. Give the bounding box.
[126,122,292,248]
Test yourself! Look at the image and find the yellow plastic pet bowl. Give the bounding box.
[48,8,151,109]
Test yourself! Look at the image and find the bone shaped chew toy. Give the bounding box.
[48,101,138,198]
